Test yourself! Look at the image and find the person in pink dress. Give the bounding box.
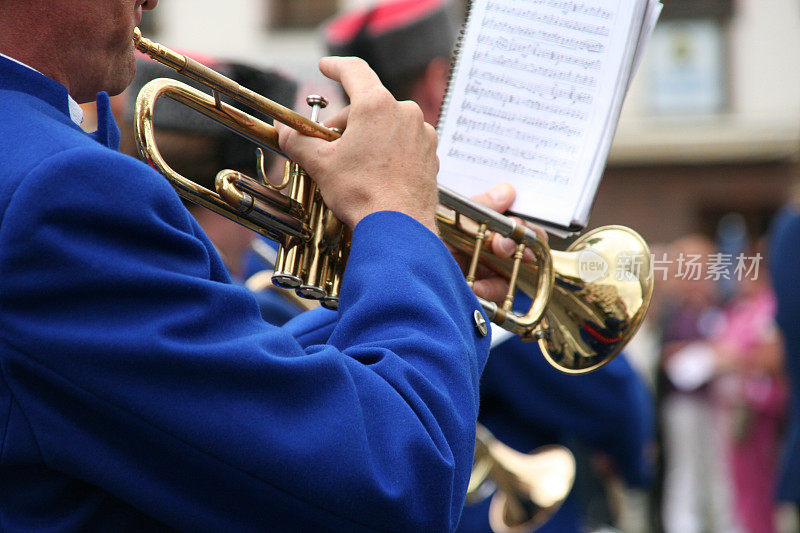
[713,249,787,533]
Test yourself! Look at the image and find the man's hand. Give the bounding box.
[274,57,439,234]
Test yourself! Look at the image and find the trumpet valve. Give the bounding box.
[306,95,328,122]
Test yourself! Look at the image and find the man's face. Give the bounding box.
[64,0,158,102]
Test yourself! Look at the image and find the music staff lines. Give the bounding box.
[477,34,602,70]
[481,18,605,53]
[468,67,593,105]
[454,115,579,154]
[509,0,612,20]
[447,148,570,184]
[451,131,574,169]
[465,81,588,120]
[473,50,598,88]
[485,2,612,37]
[460,100,583,138]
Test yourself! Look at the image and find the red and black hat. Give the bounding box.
[323,0,457,95]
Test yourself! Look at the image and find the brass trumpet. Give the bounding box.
[468,424,576,533]
[132,29,653,373]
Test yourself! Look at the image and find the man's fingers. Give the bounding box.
[489,217,544,261]
[321,106,350,132]
[529,223,549,245]
[273,102,349,166]
[319,56,384,100]
[489,233,518,259]
[459,184,551,304]
[274,121,327,173]
[470,182,515,213]
[472,277,510,303]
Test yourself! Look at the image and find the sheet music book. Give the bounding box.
[437,0,663,235]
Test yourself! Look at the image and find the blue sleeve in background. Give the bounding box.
[480,338,654,486]
[457,325,654,532]
[768,207,800,503]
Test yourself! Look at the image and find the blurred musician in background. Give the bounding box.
[316,1,656,531]
[116,57,310,324]
[0,0,526,530]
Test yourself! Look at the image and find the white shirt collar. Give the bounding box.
[66,96,85,126]
[0,52,85,126]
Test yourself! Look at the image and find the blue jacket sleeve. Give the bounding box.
[284,307,339,345]
[481,339,654,487]
[288,285,656,490]
[0,146,491,532]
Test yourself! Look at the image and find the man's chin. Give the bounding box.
[108,57,137,97]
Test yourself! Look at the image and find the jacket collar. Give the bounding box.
[90,92,121,150]
[0,55,120,149]
[0,55,75,121]
[0,53,84,125]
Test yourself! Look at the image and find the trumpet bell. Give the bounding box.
[468,425,576,533]
[440,218,653,373]
[541,225,653,373]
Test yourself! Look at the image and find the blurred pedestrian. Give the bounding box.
[658,234,741,533]
[713,243,786,533]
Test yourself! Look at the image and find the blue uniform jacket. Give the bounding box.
[0,56,491,532]
[769,206,800,503]
[292,300,655,532]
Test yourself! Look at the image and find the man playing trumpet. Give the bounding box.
[0,0,523,530]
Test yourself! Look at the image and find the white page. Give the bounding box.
[631,0,664,83]
[574,0,662,225]
[437,0,647,230]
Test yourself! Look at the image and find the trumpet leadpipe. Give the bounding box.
[133,28,340,142]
